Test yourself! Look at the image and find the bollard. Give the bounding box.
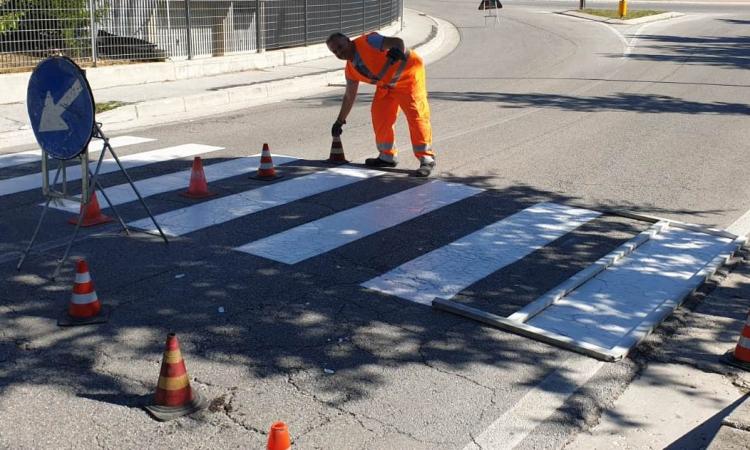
[618,0,627,18]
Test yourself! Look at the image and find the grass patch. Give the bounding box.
[95,101,128,114]
[581,8,665,19]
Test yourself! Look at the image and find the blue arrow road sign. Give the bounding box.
[27,57,95,160]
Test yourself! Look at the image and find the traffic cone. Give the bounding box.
[267,421,292,450]
[251,143,282,180]
[180,156,216,199]
[144,333,208,421]
[58,258,109,326]
[722,310,750,371]
[326,136,349,164]
[67,190,113,227]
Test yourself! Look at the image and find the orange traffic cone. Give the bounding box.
[144,333,208,421]
[326,136,349,164]
[723,310,750,371]
[252,143,282,180]
[267,421,292,450]
[58,258,109,326]
[68,190,113,227]
[180,156,216,199]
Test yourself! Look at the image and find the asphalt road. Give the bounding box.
[1,1,749,448]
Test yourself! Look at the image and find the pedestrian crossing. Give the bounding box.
[0,136,742,361]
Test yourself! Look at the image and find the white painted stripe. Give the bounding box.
[237,180,483,264]
[0,144,223,197]
[75,272,91,283]
[0,136,154,170]
[363,202,601,305]
[47,154,298,212]
[463,355,603,450]
[71,291,98,304]
[129,166,385,236]
[528,226,735,351]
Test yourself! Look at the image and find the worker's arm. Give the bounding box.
[332,78,359,136]
[381,36,406,53]
[382,36,408,61]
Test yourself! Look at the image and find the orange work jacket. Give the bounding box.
[345,33,423,90]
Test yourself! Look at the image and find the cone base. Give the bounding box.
[251,172,283,181]
[721,350,750,371]
[179,190,217,199]
[144,389,208,421]
[68,214,114,227]
[58,305,110,327]
[325,157,350,164]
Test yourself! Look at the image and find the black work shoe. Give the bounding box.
[365,157,397,168]
[414,161,435,178]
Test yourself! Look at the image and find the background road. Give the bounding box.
[1,1,749,448]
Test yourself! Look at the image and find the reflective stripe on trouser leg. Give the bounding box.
[396,74,434,161]
[372,86,400,163]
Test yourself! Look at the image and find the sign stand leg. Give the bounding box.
[95,123,168,244]
[17,165,65,271]
[50,144,109,280]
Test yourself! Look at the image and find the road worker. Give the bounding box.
[326,32,436,177]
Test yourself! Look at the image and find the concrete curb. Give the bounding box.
[559,10,685,25]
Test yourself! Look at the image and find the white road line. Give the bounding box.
[362,203,601,305]
[47,154,298,212]
[129,166,385,236]
[0,136,155,170]
[237,180,483,264]
[0,144,223,197]
[463,355,604,450]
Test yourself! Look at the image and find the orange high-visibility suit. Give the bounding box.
[344,33,435,163]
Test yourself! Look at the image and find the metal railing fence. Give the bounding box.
[0,0,402,72]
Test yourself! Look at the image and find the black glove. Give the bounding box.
[386,47,407,62]
[331,119,345,137]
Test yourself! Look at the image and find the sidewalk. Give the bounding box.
[0,8,457,151]
[567,253,750,449]
[2,5,750,448]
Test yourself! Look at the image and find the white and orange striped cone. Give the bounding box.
[251,143,283,181]
[67,191,113,227]
[144,333,208,421]
[180,156,216,199]
[325,136,348,164]
[722,310,750,371]
[58,258,109,326]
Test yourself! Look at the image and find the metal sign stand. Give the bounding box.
[18,123,169,279]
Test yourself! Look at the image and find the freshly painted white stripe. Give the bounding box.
[527,226,736,351]
[464,355,603,450]
[0,144,223,197]
[362,202,601,305]
[71,291,98,304]
[0,136,155,170]
[75,272,91,283]
[47,154,298,212]
[129,166,385,236]
[94,135,156,148]
[236,180,483,264]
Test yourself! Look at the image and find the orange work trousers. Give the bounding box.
[371,66,434,163]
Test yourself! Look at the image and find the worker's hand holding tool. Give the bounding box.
[331,119,345,137]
